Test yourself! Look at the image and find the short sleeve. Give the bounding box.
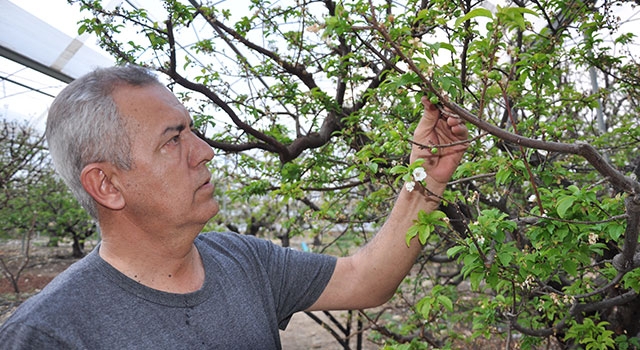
[268,245,336,329]
[0,322,74,350]
[198,232,336,330]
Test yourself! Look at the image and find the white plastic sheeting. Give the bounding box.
[0,0,113,83]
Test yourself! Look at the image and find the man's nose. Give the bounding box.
[188,131,214,166]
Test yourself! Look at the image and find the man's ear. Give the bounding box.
[80,163,125,211]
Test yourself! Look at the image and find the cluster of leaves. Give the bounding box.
[0,120,95,259]
[71,0,640,348]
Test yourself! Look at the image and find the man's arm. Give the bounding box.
[308,96,469,311]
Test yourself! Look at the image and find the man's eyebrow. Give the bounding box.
[161,124,186,136]
[161,120,194,136]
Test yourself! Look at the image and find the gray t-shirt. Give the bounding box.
[0,231,336,349]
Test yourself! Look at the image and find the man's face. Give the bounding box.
[111,83,218,234]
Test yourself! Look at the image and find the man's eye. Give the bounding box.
[168,135,180,144]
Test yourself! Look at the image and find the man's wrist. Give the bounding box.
[401,180,443,207]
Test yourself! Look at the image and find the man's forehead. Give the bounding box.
[113,84,190,126]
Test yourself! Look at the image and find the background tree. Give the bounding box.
[72,0,640,348]
[0,119,95,259]
[1,120,48,241]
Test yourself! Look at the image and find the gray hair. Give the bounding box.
[46,65,161,220]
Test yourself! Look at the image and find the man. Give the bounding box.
[0,65,468,349]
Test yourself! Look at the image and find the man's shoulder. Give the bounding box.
[1,250,104,330]
[40,248,104,293]
[195,231,293,277]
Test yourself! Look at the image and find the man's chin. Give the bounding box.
[206,201,220,219]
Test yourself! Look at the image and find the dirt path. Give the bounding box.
[281,311,379,349]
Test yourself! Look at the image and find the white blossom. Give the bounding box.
[405,181,416,192]
[522,275,535,289]
[588,232,598,245]
[306,24,322,33]
[412,167,427,182]
[407,37,423,48]
[563,294,575,304]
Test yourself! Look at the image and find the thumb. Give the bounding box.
[417,96,440,134]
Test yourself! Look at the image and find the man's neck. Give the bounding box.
[97,229,205,294]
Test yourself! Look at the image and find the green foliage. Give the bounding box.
[70,0,640,347]
[415,285,454,320]
[0,119,95,256]
[565,319,616,350]
[405,210,447,246]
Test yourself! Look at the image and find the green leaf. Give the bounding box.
[437,295,454,311]
[437,42,456,52]
[405,225,421,246]
[455,8,493,27]
[396,72,422,87]
[419,302,432,319]
[419,224,433,245]
[495,166,512,185]
[607,223,625,240]
[470,271,484,290]
[390,165,408,175]
[447,245,467,258]
[563,259,578,276]
[497,251,513,266]
[556,195,577,218]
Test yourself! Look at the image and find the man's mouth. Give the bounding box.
[199,175,214,191]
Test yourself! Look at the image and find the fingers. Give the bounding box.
[447,115,468,139]
[419,95,468,141]
[417,96,440,135]
[420,95,438,111]
[420,96,439,121]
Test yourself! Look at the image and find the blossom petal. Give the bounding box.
[405,181,416,192]
[412,167,427,181]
